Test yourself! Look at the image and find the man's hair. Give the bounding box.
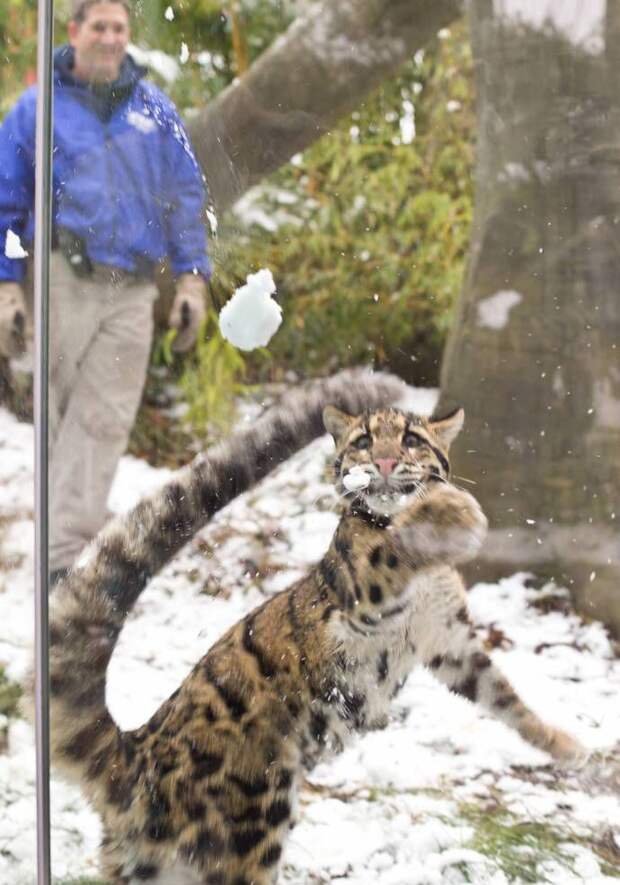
[71,0,130,23]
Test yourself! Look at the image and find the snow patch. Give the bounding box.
[4,230,28,259]
[504,161,530,182]
[126,109,157,134]
[493,0,605,54]
[206,208,218,236]
[400,100,415,144]
[592,377,620,429]
[342,465,371,491]
[291,0,407,68]
[477,290,522,329]
[128,44,180,83]
[233,186,303,233]
[395,385,438,416]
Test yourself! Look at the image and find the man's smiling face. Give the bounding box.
[68,1,130,84]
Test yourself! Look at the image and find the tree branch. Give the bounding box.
[187,0,463,214]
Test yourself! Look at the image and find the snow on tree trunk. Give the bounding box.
[187,0,462,214]
[438,0,620,633]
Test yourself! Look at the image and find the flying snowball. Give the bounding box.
[219,268,282,351]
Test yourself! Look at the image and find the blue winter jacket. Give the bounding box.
[0,46,210,282]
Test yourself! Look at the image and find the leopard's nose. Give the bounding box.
[375,458,397,477]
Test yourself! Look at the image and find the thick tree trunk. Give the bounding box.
[187,0,462,215]
[438,1,620,633]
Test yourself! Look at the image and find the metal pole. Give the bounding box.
[33,0,55,880]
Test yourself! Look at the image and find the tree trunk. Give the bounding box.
[187,0,462,215]
[438,1,620,633]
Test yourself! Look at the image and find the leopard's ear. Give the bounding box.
[428,406,464,449]
[323,405,357,441]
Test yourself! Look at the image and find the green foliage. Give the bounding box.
[0,664,21,719]
[133,0,294,110]
[210,22,475,383]
[0,0,38,115]
[459,803,620,882]
[179,311,253,437]
[152,327,179,367]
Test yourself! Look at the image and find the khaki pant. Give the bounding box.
[49,252,157,572]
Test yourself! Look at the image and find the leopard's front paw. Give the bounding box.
[396,485,488,564]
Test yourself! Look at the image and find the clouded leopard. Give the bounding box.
[42,370,584,885]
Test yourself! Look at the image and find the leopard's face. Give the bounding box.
[324,406,464,515]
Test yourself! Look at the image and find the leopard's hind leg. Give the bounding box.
[411,579,587,764]
[174,760,297,885]
[100,824,168,885]
[99,828,130,884]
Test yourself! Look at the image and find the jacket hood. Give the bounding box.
[53,44,146,89]
[53,45,147,120]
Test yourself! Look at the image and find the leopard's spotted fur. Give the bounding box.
[42,385,584,885]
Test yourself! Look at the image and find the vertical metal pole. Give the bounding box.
[34,0,54,881]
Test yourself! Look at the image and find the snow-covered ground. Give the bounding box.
[0,398,619,885]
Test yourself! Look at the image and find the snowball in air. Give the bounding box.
[219,269,282,351]
[5,230,28,259]
[342,465,371,491]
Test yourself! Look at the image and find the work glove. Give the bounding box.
[0,281,27,358]
[168,272,207,353]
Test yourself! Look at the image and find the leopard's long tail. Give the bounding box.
[43,368,405,786]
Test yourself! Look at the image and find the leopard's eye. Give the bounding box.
[403,432,421,448]
[354,434,371,451]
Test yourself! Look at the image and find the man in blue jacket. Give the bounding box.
[0,0,211,582]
